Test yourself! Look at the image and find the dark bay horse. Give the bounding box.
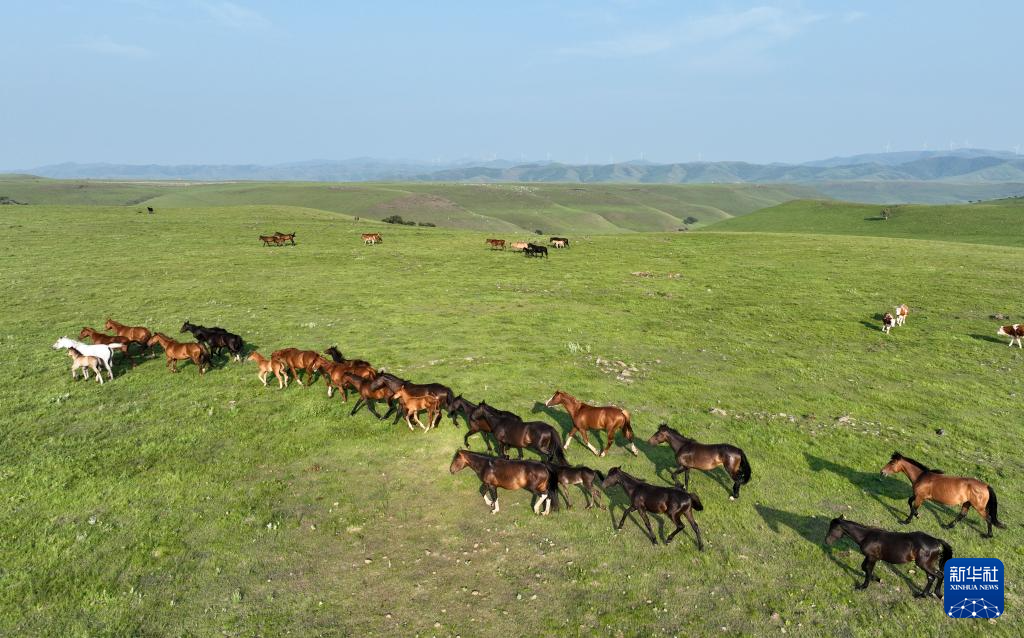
[545,390,638,457]
[180,321,244,361]
[553,465,605,510]
[881,452,1005,537]
[274,231,296,245]
[271,348,323,386]
[447,396,495,450]
[449,450,559,515]
[476,404,569,465]
[825,516,952,598]
[324,346,374,372]
[647,424,752,499]
[341,372,395,419]
[369,372,455,416]
[147,333,210,375]
[602,467,703,548]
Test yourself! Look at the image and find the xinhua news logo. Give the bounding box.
[945,558,1003,618]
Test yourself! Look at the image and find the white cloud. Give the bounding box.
[78,36,151,57]
[202,1,270,30]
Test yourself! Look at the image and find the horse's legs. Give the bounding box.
[669,467,684,486]
[291,365,303,386]
[490,487,499,514]
[496,442,508,459]
[563,427,577,450]
[914,553,942,597]
[350,398,364,415]
[590,484,605,510]
[580,430,600,456]
[665,510,686,543]
[901,496,920,524]
[103,356,115,380]
[381,400,397,420]
[943,502,971,529]
[731,476,742,500]
[684,467,691,491]
[600,428,615,457]
[616,506,634,531]
[516,446,524,460]
[258,371,267,386]
[684,508,703,550]
[366,400,384,419]
[274,370,285,389]
[636,509,658,545]
[857,558,878,589]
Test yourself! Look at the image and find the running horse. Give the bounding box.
[602,467,703,548]
[79,326,140,366]
[825,516,952,598]
[647,424,752,499]
[318,355,378,400]
[447,395,496,450]
[553,464,605,510]
[274,231,296,245]
[341,372,396,419]
[544,389,638,457]
[271,348,323,386]
[105,318,152,346]
[147,333,210,375]
[180,321,244,361]
[369,372,454,426]
[362,233,383,245]
[881,452,1006,537]
[260,234,281,246]
[475,403,569,465]
[449,449,559,515]
[52,337,119,380]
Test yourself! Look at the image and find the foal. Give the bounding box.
[449,449,559,515]
[881,452,1006,537]
[67,347,103,383]
[602,467,703,548]
[545,389,638,456]
[647,424,752,499]
[247,352,287,388]
[393,386,444,431]
[553,465,605,510]
[825,516,952,598]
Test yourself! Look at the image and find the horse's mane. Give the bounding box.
[891,452,943,475]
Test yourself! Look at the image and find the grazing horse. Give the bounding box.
[180,321,244,361]
[524,243,548,258]
[362,233,383,245]
[247,352,287,388]
[369,372,455,420]
[485,238,506,250]
[509,241,529,252]
[52,337,118,380]
[447,396,495,450]
[549,236,570,248]
[67,347,103,383]
[274,231,296,245]
[342,372,395,419]
[449,449,559,515]
[79,326,139,365]
[553,465,605,509]
[825,516,952,598]
[147,333,210,375]
[476,405,569,465]
[895,304,909,326]
[271,348,323,386]
[647,424,751,499]
[997,324,1024,348]
[545,389,638,457]
[105,318,152,345]
[602,467,703,548]
[882,312,895,334]
[881,452,1005,537]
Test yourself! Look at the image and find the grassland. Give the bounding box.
[710,197,1024,248]
[1,201,1022,636]
[0,175,816,233]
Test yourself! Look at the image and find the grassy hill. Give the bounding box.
[2,203,1022,636]
[0,175,816,233]
[709,197,1024,247]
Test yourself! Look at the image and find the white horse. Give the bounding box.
[52,337,121,380]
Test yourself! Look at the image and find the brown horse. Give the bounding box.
[318,356,378,400]
[79,326,138,365]
[545,390,638,457]
[274,231,296,245]
[449,449,559,515]
[323,347,376,378]
[553,465,605,510]
[260,234,278,246]
[392,386,444,431]
[361,233,382,245]
[147,333,210,374]
[881,452,1005,537]
[105,318,152,344]
[247,352,287,388]
[602,467,703,548]
[271,348,323,386]
[486,238,506,250]
[342,372,395,419]
[648,424,752,499]
[825,516,952,598]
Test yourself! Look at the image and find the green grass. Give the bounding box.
[0,176,815,233]
[2,204,1022,636]
[710,197,1024,247]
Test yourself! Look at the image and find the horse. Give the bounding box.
[147,333,210,374]
[361,233,382,245]
[447,396,497,450]
[825,516,952,598]
[881,452,1005,537]
[524,243,548,258]
[317,356,378,400]
[647,424,752,499]
[270,348,323,386]
[247,352,287,388]
[552,465,605,509]
[545,389,638,457]
[105,318,152,345]
[602,467,703,548]
[486,238,506,250]
[180,321,244,361]
[260,234,278,246]
[274,231,296,245]
[369,372,455,419]
[475,404,569,465]
[79,326,139,366]
[392,386,444,431]
[342,372,395,419]
[549,236,570,248]
[323,346,375,376]
[509,241,529,252]
[449,449,559,515]
[52,337,118,380]
[67,347,103,383]
[895,304,909,326]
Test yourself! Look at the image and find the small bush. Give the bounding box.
[684,216,699,225]
[418,222,436,227]
[534,229,543,235]
[382,215,405,224]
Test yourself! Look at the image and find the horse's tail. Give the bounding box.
[546,465,560,512]
[549,435,569,466]
[939,540,954,571]
[987,486,1006,528]
[690,492,704,511]
[594,469,605,483]
[621,410,634,439]
[738,450,752,485]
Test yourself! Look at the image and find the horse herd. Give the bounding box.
[486,236,569,257]
[49,313,1009,602]
[259,231,297,246]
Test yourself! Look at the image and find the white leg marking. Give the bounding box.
[563,437,572,450]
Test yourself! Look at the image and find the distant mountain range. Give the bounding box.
[14,149,1024,186]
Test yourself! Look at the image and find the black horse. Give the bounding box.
[825,516,952,598]
[475,403,568,465]
[524,243,548,258]
[180,321,244,361]
[602,467,703,548]
[447,395,496,450]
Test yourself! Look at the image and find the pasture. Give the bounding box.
[2,203,1022,636]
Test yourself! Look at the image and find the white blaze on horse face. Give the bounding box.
[546,393,557,407]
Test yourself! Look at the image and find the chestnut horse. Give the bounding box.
[105,318,152,344]
[247,352,287,388]
[825,516,952,598]
[271,348,323,386]
[274,231,296,245]
[369,372,455,422]
[79,326,139,365]
[602,467,703,548]
[545,390,638,457]
[392,386,444,431]
[486,238,506,250]
[449,449,559,515]
[647,424,752,499]
[342,372,395,419]
[475,403,569,465]
[881,452,1005,537]
[147,333,210,374]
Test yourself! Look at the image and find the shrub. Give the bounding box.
[684,216,699,225]
[534,229,543,235]
[418,222,436,227]
[382,215,405,224]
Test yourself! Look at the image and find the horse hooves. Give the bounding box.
[982,533,994,539]
[914,592,927,598]
[729,496,736,501]
[854,584,867,590]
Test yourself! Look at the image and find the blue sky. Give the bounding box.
[2,1,1022,167]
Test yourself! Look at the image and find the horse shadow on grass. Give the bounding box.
[531,401,574,437]
[970,333,1004,345]
[804,453,907,518]
[860,314,886,332]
